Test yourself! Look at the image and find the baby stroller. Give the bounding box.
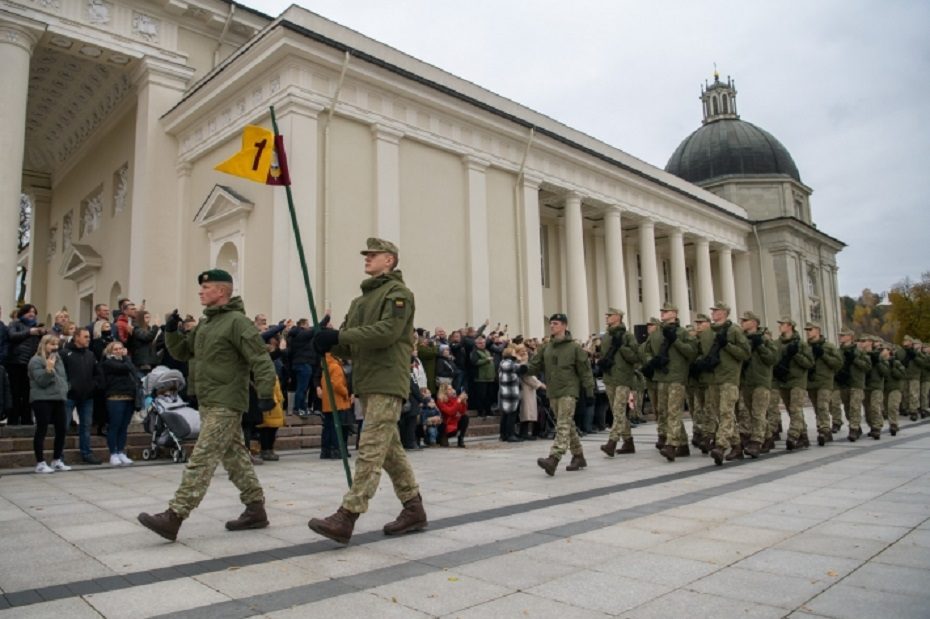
[141,366,201,463]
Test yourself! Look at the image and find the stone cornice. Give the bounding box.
[0,15,43,53]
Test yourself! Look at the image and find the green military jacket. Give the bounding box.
[899,345,924,380]
[885,357,906,392]
[598,324,642,388]
[166,296,276,412]
[741,331,778,389]
[692,328,715,387]
[709,320,751,385]
[527,334,594,399]
[807,337,843,390]
[332,270,415,399]
[643,320,697,384]
[471,347,495,382]
[773,333,814,389]
[864,352,889,391]
[417,342,438,394]
[836,343,871,390]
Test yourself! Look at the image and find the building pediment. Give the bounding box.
[194,184,254,229]
[59,243,102,281]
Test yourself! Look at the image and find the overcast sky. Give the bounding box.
[245,0,930,298]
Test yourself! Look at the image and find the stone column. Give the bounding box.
[603,206,627,316]
[128,58,193,306]
[668,227,690,324]
[591,231,606,333]
[372,125,403,243]
[624,235,641,325]
[519,176,544,338]
[718,246,737,313]
[734,251,753,319]
[174,163,192,304]
[24,185,51,313]
[695,237,715,314]
[464,156,490,324]
[271,98,324,320]
[0,19,38,310]
[564,193,590,337]
[638,219,660,319]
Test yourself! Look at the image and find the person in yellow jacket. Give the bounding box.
[316,349,353,460]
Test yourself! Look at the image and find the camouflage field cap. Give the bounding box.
[360,237,399,255]
[648,316,662,326]
[197,268,233,285]
[710,300,731,312]
[776,316,796,328]
[804,322,822,331]
[660,302,679,312]
[606,307,624,316]
[694,313,711,323]
[739,311,761,323]
[838,327,855,337]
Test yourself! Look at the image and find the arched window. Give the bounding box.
[216,242,240,293]
[711,96,718,115]
[722,96,729,113]
[109,282,122,311]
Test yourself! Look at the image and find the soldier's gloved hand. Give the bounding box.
[313,329,340,354]
[663,325,677,342]
[786,341,799,356]
[165,309,182,333]
[257,398,276,412]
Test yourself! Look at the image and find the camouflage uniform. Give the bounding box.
[642,312,697,450]
[884,352,906,429]
[863,345,889,433]
[598,320,641,443]
[773,324,814,444]
[740,322,777,447]
[836,340,870,432]
[805,329,843,438]
[706,317,750,452]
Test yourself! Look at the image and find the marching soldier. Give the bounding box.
[690,314,714,453]
[642,303,697,462]
[308,238,426,544]
[836,328,870,441]
[772,317,814,450]
[804,322,843,446]
[703,302,750,465]
[597,308,641,457]
[138,269,278,541]
[862,335,889,439]
[641,317,661,446]
[883,340,906,435]
[527,313,594,476]
[921,342,930,417]
[739,311,777,457]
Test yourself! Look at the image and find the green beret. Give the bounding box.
[197,269,233,285]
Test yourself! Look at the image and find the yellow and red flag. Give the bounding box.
[215,125,291,186]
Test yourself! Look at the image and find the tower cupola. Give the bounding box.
[700,71,739,124]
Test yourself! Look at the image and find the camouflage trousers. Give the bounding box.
[657,382,688,448]
[807,388,833,434]
[884,390,902,425]
[688,387,707,436]
[647,383,661,435]
[904,380,921,412]
[705,385,720,438]
[839,388,864,430]
[169,406,263,519]
[342,394,419,514]
[606,385,632,442]
[778,387,808,441]
[863,389,884,431]
[767,388,782,436]
[740,385,770,444]
[707,383,739,450]
[830,389,843,428]
[922,381,930,411]
[549,396,583,460]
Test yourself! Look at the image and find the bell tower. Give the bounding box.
[700,70,739,124]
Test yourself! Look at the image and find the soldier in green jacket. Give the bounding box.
[702,302,751,465]
[920,342,930,417]
[138,269,278,541]
[642,303,697,463]
[883,340,906,435]
[898,336,923,421]
[739,311,777,456]
[527,313,595,476]
[641,317,661,441]
[597,307,642,457]
[861,336,890,439]
[804,322,843,446]
[835,328,871,441]
[773,317,815,450]
[308,238,425,544]
[690,314,714,453]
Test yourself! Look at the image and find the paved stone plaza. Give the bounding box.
[1,411,929,618]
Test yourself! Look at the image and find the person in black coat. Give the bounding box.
[62,328,101,464]
[96,341,141,466]
[286,314,329,417]
[5,304,48,425]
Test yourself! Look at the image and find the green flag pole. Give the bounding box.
[269,105,352,488]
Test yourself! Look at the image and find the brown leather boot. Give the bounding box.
[847,427,862,442]
[616,438,636,454]
[724,445,744,461]
[740,433,751,448]
[798,434,811,448]
[890,424,898,436]
[654,434,666,450]
[710,446,724,466]
[760,436,774,453]
[600,439,617,458]
[308,507,359,544]
[138,509,183,541]
[744,441,761,459]
[661,444,676,462]
[383,494,428,536]
[868,428,881,440]
[691,430,703,448]
[225,501,269,531]
[565,454,587,471]
[537,455,559,476]
[676,444,691,457]
[700,436,713,455]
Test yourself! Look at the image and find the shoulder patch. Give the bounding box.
[392,298,407,317]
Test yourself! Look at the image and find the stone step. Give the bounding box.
[0,413,504,470]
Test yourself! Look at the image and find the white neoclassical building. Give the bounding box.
[2,0,843,340]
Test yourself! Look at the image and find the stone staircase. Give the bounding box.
[0,412,505,470]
